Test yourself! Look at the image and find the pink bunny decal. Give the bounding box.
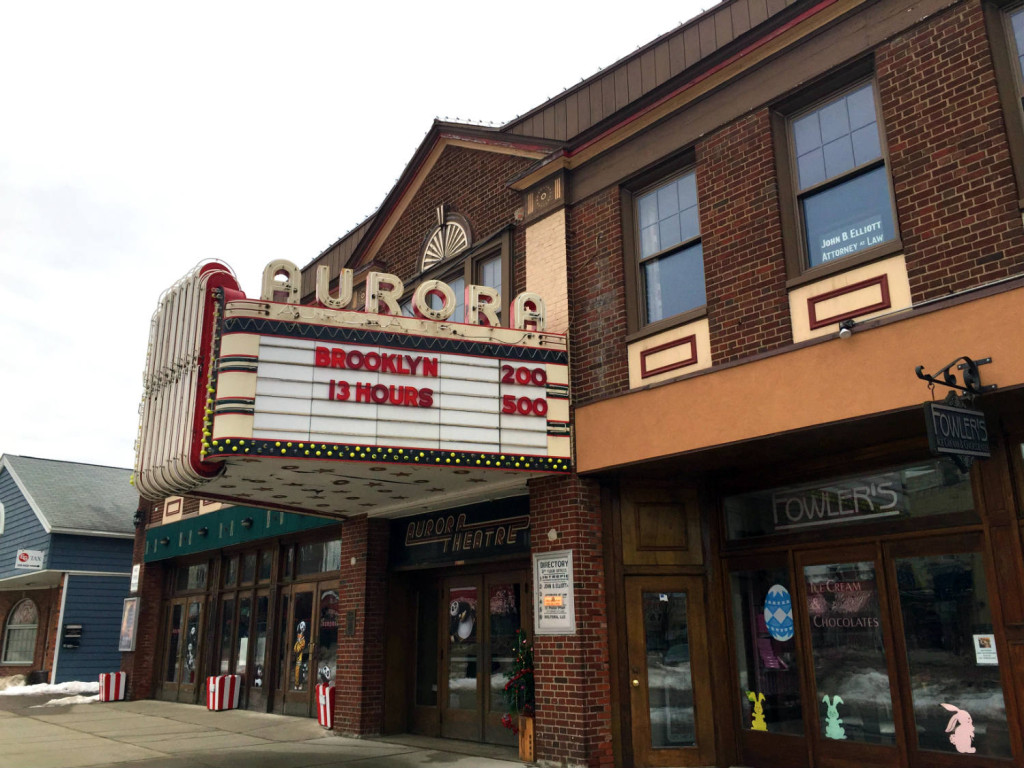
[940,702,976,754]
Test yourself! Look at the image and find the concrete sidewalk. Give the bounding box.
[0,696,525,768]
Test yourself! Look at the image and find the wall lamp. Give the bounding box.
[197,526,209,537]
[838,319,857,339]
[159,537,171,546]
[240,517,254,529]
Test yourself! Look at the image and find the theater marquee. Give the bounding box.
[134,261,571,519]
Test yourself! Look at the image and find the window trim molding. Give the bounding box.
[621,151,707,338]
[985,0,1024,209]
[773,62,902,281]
[2,598,39,666]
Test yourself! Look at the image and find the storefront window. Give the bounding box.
[218,599,235,674]
[642,591,695,748]
[289,591,313,691]
[252,595,268,690]
[258,550,273,582]
[176,562,208,592]
[235,597,251,676]
[223,556,238,588]
[297,540,341,575]
[448,585,478,710]
[183,601,202,685]
[731,569,803,735]
[725,458,973,540]
[165,604,182,682]
[488,584,521,712]
[804,561,895,745]
[241,553,257,584]
[316,590,340,686]
[895,552,1011,758]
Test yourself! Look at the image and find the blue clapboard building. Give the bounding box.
[0,455,135,683]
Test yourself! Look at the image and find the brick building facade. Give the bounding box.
[128,1,1024,766]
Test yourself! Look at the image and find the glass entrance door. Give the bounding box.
[624,576,715,767]
[160,597,205,703]
[436,571,527,743]
[277,583,315,716]
[273,580,339,717]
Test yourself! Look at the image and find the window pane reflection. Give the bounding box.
[489,583,521,712]
[643,591,695,748]
[731,570,803,735]
[896,552,1011,758]
[804,562,895,745]
[448,586,478,710]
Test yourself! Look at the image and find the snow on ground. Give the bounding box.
[0,679,99,697]
[31,694,100,708]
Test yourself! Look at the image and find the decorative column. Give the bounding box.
[529,475,613,768]
[334,514,390,735]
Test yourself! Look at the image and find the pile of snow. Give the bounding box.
[0,680,99,697]
[31,694,100,708]
[0,675,26,692]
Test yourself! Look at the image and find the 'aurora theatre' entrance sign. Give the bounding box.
[134,261,571,518]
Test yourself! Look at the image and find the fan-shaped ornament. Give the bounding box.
[421,204,470,271]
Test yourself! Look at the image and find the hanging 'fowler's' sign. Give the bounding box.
[133,260,571,519]
[924,402,990,460]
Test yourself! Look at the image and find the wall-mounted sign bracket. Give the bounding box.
[915,356,996,399]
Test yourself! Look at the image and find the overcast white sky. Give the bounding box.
[0,1,709,470]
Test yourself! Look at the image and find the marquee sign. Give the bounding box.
[134,260,571,519]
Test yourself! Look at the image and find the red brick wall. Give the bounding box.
[120,524,164,700]
[375,145,535,284]
[879,0,1024,300]
[0,586,60,679]
[565,0,1024,403]
[700,109,791,364]
[335,515,390,735]
[567,187,629,406]
[529,475,613,768]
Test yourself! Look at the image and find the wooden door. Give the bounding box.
[625,575,715,767]
[441,575,482,740]
[437,572,528,743]
[177,597,205,703]
[277,583,315,716]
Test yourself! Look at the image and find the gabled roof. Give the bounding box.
[300,121,562,288]
[1,454,136,538]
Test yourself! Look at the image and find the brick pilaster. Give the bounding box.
[334,515,390,735]
[529,475,613,768]
[120,518,164,700]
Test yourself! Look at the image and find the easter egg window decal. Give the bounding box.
[764,584,794,641]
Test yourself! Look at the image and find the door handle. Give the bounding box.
[631,679,640,688]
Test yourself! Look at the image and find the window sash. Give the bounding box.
[3,626,37,664]
[786,79,897,271]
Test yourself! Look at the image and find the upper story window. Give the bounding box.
[2,599,38,665]
[622,161,706,335]
[789,81,897,271]
[774,69,901,281]
[636,171,705,324]
[985,2,1024,201]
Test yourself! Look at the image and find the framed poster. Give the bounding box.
[534,549,576,635]
[118,597,140,652]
